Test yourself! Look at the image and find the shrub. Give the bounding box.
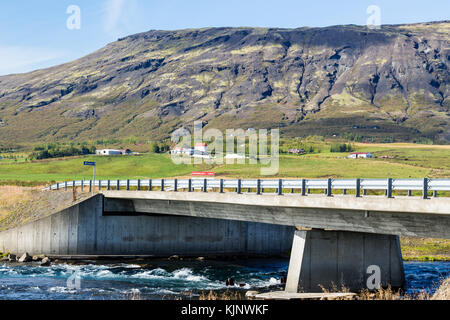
[330,143,354,153]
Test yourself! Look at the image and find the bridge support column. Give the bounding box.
[284,229,405,293]
[285,230,308,293]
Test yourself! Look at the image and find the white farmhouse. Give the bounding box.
[348,152,374,159]
[96,149,123,156]
[224,153,246,160]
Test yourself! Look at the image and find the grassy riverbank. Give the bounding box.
[401,237,450,261]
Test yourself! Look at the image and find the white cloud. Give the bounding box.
[0,46,67,76]
[103,0,140,37]
[104,0,126,32]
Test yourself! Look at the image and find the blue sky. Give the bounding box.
[0,0,448,76]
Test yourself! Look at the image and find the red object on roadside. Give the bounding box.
[192,172,215,177]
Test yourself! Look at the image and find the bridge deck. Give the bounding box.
[102,191,450,215]
[101,191,450,239]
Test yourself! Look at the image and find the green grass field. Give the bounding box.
[0,142,448,185]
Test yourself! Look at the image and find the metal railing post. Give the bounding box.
[126,179,130,191]
[302,179,306,196]
[98,180,102,191]
[219,179,224,193]
[356,179,361,197]
[161,179,165,192]
[203,179,207,193]
[387,178,393,198]
[107,180,111,191]
[327,178,332,197]
[149,179,152,191]
[117,180,120,191]
[81,180,84,192]
[257,179,261,195]
[278,179,283,196]
[89,180,92,193]
[64,181,68,191]
[188,179,192,192]
[174,179,178,192]
[237,179,242,194]
[423,178,428,199]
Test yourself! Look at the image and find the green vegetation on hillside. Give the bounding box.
[29,143,96,160]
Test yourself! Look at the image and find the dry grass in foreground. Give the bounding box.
[196,278,450,301]
[358,278,449,300]
[431,278,450,300]
[199,290,246,300]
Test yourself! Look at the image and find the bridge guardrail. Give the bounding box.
[46,178,450,199]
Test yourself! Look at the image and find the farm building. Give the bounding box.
[224,153,246,160]
[96,149,132,156]
[121,149,132,155]
[195,143,207,153]
[171,147,194,156]
[348,152,374,159]
[288,148,305,155]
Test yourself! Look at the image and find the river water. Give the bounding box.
[0,259,448,300]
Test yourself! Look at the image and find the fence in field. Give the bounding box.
[47,178,450,199]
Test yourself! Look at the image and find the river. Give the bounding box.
[0,259,448,300]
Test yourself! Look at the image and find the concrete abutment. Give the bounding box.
[0,195,294,257]
[285,229,405,292]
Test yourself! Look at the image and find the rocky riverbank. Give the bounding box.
[1,252,51,266]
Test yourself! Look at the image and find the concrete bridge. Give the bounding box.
[1,178,449,293]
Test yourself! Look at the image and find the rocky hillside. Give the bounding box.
[0,22,449,145]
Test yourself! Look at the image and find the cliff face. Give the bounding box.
[0,22,449,144]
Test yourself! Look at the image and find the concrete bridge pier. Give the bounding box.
[285,228,405,293]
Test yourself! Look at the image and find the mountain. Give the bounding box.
[0,21,449,146]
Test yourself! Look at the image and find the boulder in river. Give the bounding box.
[40,257,51,267]
[32,255,41,262]
[226,278,235,286]
[18,253,32,263]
